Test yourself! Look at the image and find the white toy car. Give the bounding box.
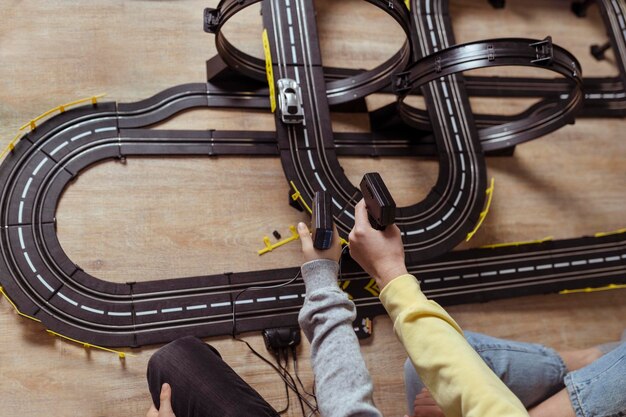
[277,78,304,124]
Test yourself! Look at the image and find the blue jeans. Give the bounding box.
[403,331,626,417]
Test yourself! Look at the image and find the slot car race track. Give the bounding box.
[0,0,624,347]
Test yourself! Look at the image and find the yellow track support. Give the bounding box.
[405,0,411,10]
[1,94,106,164]
[258,225,300,255]
[19,94,106,132]
[481,236,553,249]
[262,29,276,113]
[1,286,132,358]
[559,283,626,295]
[466,177,495,241]
[595,228,626,237]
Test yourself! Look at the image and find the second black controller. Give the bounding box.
[359,173,396,230]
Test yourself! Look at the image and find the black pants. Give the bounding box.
[147,336,279,417]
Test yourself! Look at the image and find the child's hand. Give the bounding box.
[297,222,342,263]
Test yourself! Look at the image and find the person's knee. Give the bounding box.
[148,336,204,374]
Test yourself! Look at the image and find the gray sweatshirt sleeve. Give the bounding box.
[297,259,382,417]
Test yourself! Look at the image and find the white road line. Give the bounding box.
[289,26,295,44]
[18,227,26,250]
[571,260,587,266]
[303,129,309,147]
[279,294,299,300]
[291,45,298,62]
[18,201,24,223]
[332,198,342,210]
[481,271,497,277]
[211,302,231,308]
[186,304,207,311]
[460,172,466,190]
[445,99,454,115]
[33,158,48,176]
[536,264,552,270]
[50,141,69,156]
[407,228,425,236]
[344,209,355,220]
[307,150,316,169]
[424,278,441,283]
[257,297,277,303]
[554,262,570,268]
[235,299,253,305]
[442,207,455,221]
[58,292,78,306]
[314,172,327,191]
[460,157,465,172]
[426,220,442,231]
[453,191,462,207]
[286,5,293,25]
[426,14,434,30]
[443,276,460,281]
[21,178,33,199]
[70,131,92,142]
[464,273,479,279]
[430,31,437,46]
[588,258,604,264]
[162,307,183,313]
[499,269,515,274]
[81,305,104,314]
[605,256,620,262]
[23,252,36,272]
[518,266,534,272]
[108,311,132,317]
[36,274,54,292]
[136,310,157,316]
[621,254,626,259]
[441,81,449,98]
[450,116,458,134]
[95,127,117,133]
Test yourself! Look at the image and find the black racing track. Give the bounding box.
[0,0,624,347]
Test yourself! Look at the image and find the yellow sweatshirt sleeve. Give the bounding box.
[379,274,529,417]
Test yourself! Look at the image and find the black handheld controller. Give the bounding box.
[312,190,334,250]
[359,173,396,230]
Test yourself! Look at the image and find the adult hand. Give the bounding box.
[146,383,176,417]
[297,222,342,263]
[348,199,408,290]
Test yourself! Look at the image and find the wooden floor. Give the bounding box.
[0,1,624,416]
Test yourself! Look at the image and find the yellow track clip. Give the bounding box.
[258,225,300,255]
[1,285,132,358]
[559,283,626,295]
[405,0,411,10]
[481,236,553,249]
[466,177,495,241]
[46,330,132,359]
[0,133,24,163]
[595,228,626,237]
[19,93,106,132]
[262,29,276,113]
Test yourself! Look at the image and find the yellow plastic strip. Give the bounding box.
[405,0,411,10]
[481,236,553,249]
[258,225,300,255]
[1,286,132,358]
[595,228,626,237]
[466,177,495,242]
[46,330,132,358]
[0,286,41,323]
[19,94,106,132]
[262,29,276,113]
[289,181,312,214]
[559,283,626,295]
[0,133,23,162]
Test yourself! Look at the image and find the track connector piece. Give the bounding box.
[487,44,495,61]
[204,8,221,33]
[530,36,553,65]
[391,71,412,93]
